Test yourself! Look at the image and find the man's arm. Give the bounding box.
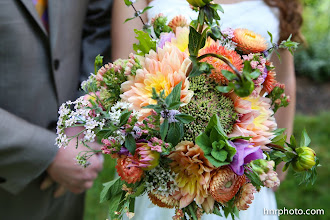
[0,108,58,194]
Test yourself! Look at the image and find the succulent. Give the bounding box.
[180,75,237,141]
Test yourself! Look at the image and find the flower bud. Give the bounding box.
[292,147,316,172]
[186,0,212,7]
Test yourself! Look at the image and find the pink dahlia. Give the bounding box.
[121,44,193,116]
[228,95,277,150]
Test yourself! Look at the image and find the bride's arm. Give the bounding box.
[270,49,296,189]
[111,0,148,60]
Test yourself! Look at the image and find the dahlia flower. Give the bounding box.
[199,43,243,84]
[168,15,188,32]
[209,166,246,203]
[232,28,268,54]
[168,141,215,208]
[116,156,144,184]
[235,183,257,210]
[169,27,190,53]
[229,95,277,149]
[263,70,277,93]
[121,44,193,116]
[148,191,180,208]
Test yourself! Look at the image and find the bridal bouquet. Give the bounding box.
[56,0,319,219]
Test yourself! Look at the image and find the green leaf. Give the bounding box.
[160,118,169,140]
[100,177,124,203]
[209,128,222,143]
[221,70,237,81]
[166,123,183,147]
[216,85,233,93]
[188,26,202,56]
[245,168,264,191]
[119,110,132,126]
[209,3,224,13]
[211,149,228,162]
[130,182,146,198]
[96,125,118,139]
[124,0,133,6]
[249,70,261,79]
[133,29,156,56]
[125,134,136,154]
[175,114,194,124]
[213,205,223,217]
[165,82,182,106]
[141,6,153,14]
[124,16,136,23]
[195,133,212,154]
[300,128,311,147]
[208,26,222,41]
[108,192,125,220]
[205,155,230,167]
[168,101,182,110]
[267,31,273,44]
[289,135,297,149]
[271,132,287,146]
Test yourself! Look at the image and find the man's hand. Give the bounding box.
[45,127,104,195]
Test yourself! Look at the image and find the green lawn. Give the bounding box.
[84,112,330,220]
[276,112,330,220]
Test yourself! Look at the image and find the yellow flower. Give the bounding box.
[120,44,193,116]
[170,27,190,54]
[229,95,277,149]
[168,141,215,208]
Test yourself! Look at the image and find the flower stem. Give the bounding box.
[197,53,242,79]
[131,4,146,26]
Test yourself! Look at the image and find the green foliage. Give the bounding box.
[266,86,289,114]
[152,15,172,38]
[125,6,153,23]
[196,115,236,167]
[295,0,330,82]
[125,134,136,154]
[133,29,156,56]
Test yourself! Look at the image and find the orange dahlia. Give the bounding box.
[148,191,180,208]
[168,16,188,33]
[232,28,268,53]
[235,183,257,210]
[209,166,246,203]
[116,157,143,184]
[168,141,215,208]
[263,70,277,93]
[199,44,243,84]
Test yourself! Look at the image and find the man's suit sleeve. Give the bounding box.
[0,108,58,195]
[80,0,113,82]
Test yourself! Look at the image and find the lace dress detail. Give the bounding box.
[124,1,280,219]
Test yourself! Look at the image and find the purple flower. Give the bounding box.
[158,32,175,49]
[229,139,263,175]
[160,109,180,123]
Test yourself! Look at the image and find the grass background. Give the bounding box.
[83,111,330,220]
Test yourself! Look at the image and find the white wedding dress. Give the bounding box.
[125,1,280,219]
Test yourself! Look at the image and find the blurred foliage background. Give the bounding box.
[295,0,330,82]
[83,0,330,219]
